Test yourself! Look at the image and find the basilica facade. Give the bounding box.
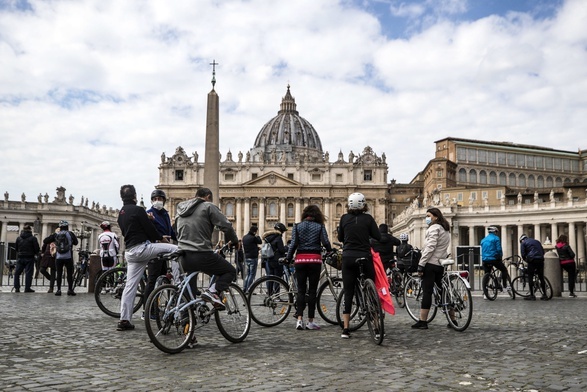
[157,86,389,240]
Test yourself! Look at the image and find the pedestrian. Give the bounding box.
[13,225,40,293]
[234,240,245,281]
[44,220,79,296]
[175,187,238,309]
[261,223,288,279]
[337,193,381,338]
[39,231,57,293]
[411,207,452,329]
[116,184,177,331]
[519,234,548,301]
[143,189,181,320]
[242,226,262,293]
[287,204,332,330]
[555,234,577,298]
[98,221,119,272]
[369,223,400,270]
[480,226,512,295]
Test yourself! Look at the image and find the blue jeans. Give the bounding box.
[243,258,258,293]
[14,257,35,290]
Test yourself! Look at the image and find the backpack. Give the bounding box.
[397,244,420,272]
[260,240,275,259]
[55,231,70,254]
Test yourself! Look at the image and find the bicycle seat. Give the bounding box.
[440,258,454,266]
[355,257,368,265]
[163,249,185,259]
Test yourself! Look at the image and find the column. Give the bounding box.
[517,225,524,254]
[258,198,265,234]
[501,225,511,258]
[576,224,585,269]
[535,224,542,243]
[568,222,576,258]
[551,223,559,244]
[279,198,286,226]
[324,198,331,239]
[235,198,243,237]
[468,225,475,247]
[295,198,302,222]
[244,198,251,232]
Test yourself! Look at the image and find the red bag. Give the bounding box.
[371,249,395,315]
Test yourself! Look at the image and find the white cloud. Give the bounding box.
[0,0,585,209]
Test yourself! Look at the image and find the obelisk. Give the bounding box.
[204,60,220,205]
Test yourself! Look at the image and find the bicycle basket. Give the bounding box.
[324,251,342,270]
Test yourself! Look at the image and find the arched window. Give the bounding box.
[499,172,507,186]
[459,168,467,183]
[537,176,544,188]
[269,202,277,216]
[528,175,535,188]
[469,169,477,183]
[225,202,234,217]
[546,176,553,188]
[519,174,526,187]
[252,203,258,218]
[336,203,343,217]
[479,170,487,184]
[489,171,497,185]
[555,177,562,187]
[508,173,516,186]
[287,203,294,217]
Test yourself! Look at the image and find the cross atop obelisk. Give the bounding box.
[210,59,218,90]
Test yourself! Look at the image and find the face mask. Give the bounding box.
[425,217,432,226]
[152,200,164,210]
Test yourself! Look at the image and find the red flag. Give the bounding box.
[371,249,395,315]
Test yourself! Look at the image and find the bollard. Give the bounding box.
[88,254,102,293]
[543,250,561,297]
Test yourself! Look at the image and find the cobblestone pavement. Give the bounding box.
[0,285,586,392]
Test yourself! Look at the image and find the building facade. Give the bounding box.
[157,86,389,240]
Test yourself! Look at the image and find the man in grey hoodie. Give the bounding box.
[176,187,238,309]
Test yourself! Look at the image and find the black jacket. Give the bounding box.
[16,230,40,258]
[521,238,545,262]
[262,230,287,260]
[337,213,381,257]
[370,232,400,261]
[242,232,262,258]
[117,200,162,248]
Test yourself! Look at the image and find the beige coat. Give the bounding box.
[419,223,450,267]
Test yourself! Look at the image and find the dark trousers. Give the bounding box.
[342,255,375,314]
[40,266,55,290]
[421,263,444,310]
[14,257,35,290]
[181,251,236,293]
[527,261,546,296]
[561,262,577,294]
[55,258,74,291]
[295,263,322,319]
[482,259,511,287]
[145,258,167,306]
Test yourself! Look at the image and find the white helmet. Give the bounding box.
[399,233,409,241]
[348,193,366,209]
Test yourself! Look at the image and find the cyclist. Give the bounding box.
[519,234,548,301]
[175,187,238,309]
[411,207,451,330]
[116,184,177,331]
[369,223,400,271]
[242,226,262,293]
[261,222,288,278]
[337,192,380,339]
[98,221,119,272]
[396,233,417,272]
[286,204,333,330]
[480,226,511,296]
[44,220,79,297]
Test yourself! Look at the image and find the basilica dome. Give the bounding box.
[250,86,324,164]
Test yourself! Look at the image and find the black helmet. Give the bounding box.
[58,220,69,228]
[151,189,166,201]
[274,222,287,233]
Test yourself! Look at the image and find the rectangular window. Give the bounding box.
[457,193,463,201]
[545,157,553,170]
[527,155,534,168]
[535,156,544,169]
[507,153,515,166]
[363,170,372,181]
[496,190,502,199]
[175,170,184,181]
[553,158,562,171]
[457,147,466,161]
[487,151,496,164]
[516,154,525,167]
[436,170,443,177]
[470,192,477,201]
[478,150,487,163]
[467,148,477,162]
[336,173,343,182]
[252,173,258,180]
[482,191,488,200]
[563,159,570,171]
[287,173,294,180]
[311,173,322,181]
[224,173,234,181]
[498,152,506,165]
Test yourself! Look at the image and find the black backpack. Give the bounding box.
[55,231,70,254]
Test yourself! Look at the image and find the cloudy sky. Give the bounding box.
[1,0,585,210]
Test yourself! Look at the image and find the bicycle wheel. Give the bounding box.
[482,273,498,301]
[511,276,531,298]
[534,276,553,299]
[316,277,343,325]
[144,284,193,354]
[363,279,384,345]
[445,275,472,332]
[247,276,293,327]
[94,268,145,318]
[335,287,367,332]
[215,283,251,343]
[391,271,406,308]
[404,277,437,323]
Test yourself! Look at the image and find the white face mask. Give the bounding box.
[152,200,164,210]
[425,217,432,226]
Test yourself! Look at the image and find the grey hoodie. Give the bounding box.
[175,198,237,252]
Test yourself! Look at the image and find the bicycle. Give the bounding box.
[481,261,515,300]
[144,251,251,354]
[72,249,90,289]
[507,255,553,299]
[404,258,473,332]
[247,247,343,327]
[94,260,149,318]
[334,257,384,344]
[392,247,422,308]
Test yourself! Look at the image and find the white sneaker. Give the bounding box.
[296,320,304,330]
[140,312,145,320]
[306,321,321,330]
